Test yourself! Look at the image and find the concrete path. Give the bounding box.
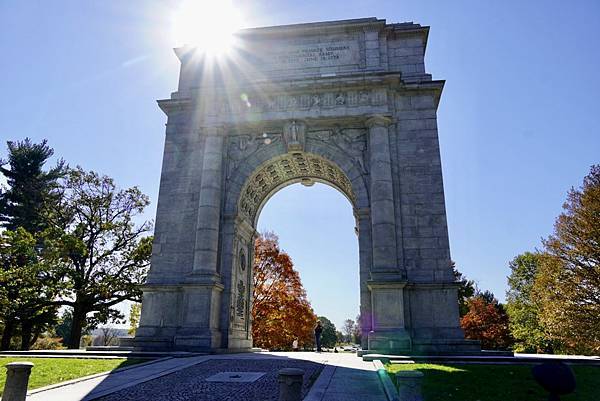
[283,352,388,401]
[24,352,389,401]
[27,355,212,401]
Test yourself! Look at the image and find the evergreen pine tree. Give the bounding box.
[0,138,65,232]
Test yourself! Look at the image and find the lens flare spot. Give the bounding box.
[240,93,251,108]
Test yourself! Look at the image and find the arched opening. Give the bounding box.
[225,151,371,350]
[256,182,360,347]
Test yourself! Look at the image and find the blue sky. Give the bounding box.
[1,1,599,330]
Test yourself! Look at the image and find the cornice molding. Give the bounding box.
[237,18,387,39]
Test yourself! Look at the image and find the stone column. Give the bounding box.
[366,115,410,354]
[193,128,224,278]
[356,208,373,350]
[176,126,225,351]
[366,115,399,278]
[2,362,33,401]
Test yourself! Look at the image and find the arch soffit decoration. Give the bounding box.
[226,142,369,227]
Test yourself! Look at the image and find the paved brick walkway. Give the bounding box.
[27,356,211,401]
[97,358,322,401]
[25,352,388,401]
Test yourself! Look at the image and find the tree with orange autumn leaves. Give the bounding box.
[460,291,513,350]
[252,232,317,350]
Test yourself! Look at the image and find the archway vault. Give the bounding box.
[221,138,368,351]
[238,152,357,226]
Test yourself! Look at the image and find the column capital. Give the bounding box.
[365,115,392,128]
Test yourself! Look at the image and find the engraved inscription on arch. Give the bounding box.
[256,38,361,70]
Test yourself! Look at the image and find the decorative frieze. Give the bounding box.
[221,88,387,115]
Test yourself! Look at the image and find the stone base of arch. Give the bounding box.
[366,331,412,355]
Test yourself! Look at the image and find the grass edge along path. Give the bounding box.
[0,357,146,395]
[385,362,600,401]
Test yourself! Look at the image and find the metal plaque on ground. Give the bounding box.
[205,372,266,383]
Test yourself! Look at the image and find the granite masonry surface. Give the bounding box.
[134,17,480,355]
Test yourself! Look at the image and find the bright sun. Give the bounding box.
[171,0,243,54]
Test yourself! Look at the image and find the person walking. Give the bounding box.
[292,339,299,352]
[314,320,323,352]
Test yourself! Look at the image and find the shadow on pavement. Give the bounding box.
[27,352,386,401]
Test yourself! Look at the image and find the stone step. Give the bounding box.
[362,352,600,365]
[0,349,204,359]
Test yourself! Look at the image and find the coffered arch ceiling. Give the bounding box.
[237,152,356,226]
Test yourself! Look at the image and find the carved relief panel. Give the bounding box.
[307,127,368,174]
[231,244,251,331]
[226,131,281,179]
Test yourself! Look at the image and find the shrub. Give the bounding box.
[79,335,93,348]
[31,337,65,350]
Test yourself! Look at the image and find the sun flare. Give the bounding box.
[171,0,243,55]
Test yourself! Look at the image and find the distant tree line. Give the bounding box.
[0,138,152,350]
[5,139,596,355]
[457,165,600,355]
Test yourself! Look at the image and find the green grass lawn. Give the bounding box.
[0,357,146,395]
[386,363,600,401]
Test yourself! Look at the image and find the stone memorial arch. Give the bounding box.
[134,18,479,354]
